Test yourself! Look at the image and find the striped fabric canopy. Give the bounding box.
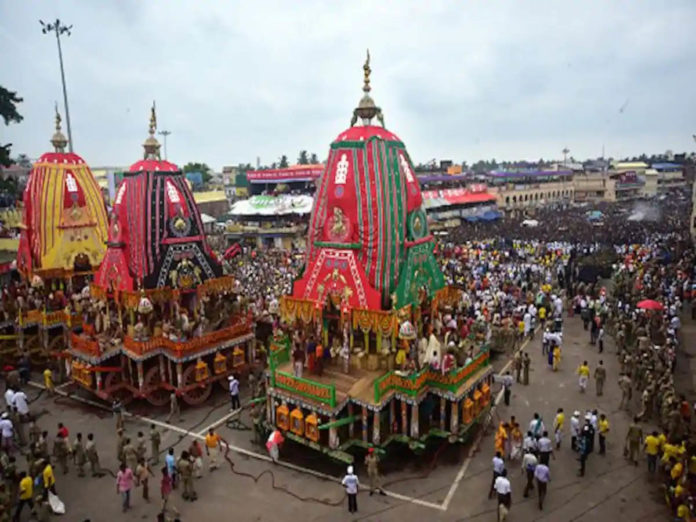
[17,151,108,274]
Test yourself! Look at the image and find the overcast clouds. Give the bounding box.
[1,1,695,170]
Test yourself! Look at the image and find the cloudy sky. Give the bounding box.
[1,1,695,170]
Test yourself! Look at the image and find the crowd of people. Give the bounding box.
[0,375,234,521]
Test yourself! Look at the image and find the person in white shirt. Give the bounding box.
[4,387,15,410]
[570,411,581,451]
[12,389,29,417]
[521,449,538,498]
[228,375,240,410]
[0,412,13,452]
[493,469,512,512]
[341,465,360,514]
[537,431,554,465]
[529,413,545,438]
[523,431,538,455]
[488,452,505,499]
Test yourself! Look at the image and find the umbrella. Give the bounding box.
[637,299,663,311]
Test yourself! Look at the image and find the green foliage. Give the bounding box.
[14,154,31,168]
[182,161,212,183]
[297,150,308,165]
[0,86,23,168]
[278,155,289,168]
[310,153,319,164]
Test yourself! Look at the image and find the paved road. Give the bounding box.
[15,312,669,521]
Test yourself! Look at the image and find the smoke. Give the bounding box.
[627,201,661,222]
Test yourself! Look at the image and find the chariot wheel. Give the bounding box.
[103,370,134,406]
[143,365,170,407]
[180,362,212,406]
[25,334,49,366]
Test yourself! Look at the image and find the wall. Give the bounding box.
[491,179,574,210]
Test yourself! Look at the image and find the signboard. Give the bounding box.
[247,166,324,183]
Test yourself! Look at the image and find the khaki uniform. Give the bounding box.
[52,436,70,474]
[116,431,125,462]
[136,436,147,462]
[177,457,196,501]
[86,439,101,476]
[73,438,86,476]
[625,423,642,464]
[365,453,383,493]
[123,443,138,473]
[594,366,606,396]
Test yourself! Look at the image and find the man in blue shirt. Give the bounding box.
[228,375,240,410]
[534,462,550,509]
[165,448,177,488]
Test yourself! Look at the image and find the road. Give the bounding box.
[17,311,669,521]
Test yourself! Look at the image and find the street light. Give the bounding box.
[40,18,74,153]
[158,130,172,160]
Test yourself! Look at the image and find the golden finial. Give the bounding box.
[351,49,385,128]
[363,49,371,94]
[142,100,161,160]
[54,102,62,132]
[149,101,157,137]
[51,102,68,153]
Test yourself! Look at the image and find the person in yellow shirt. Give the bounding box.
[15,471,34,519]
[43,368,54,395]
[552,345,561,372]
[204,428,222,471]
[42,460,56,499]
[658,432,667,457]
[670,457,684,486]
[538,306,547,328]
[644,431,660,475]
[553,408,565,449]
[598,414,609,455]
[577,361,590,393]
[676,502,690,521]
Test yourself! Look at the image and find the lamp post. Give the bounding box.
[158,130,172,160]
[562,147,570,167]
[40,18,74,153]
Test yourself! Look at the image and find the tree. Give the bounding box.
[310,153,319,164]
[14,154,31,168]
[182,162,212,184]
[0,86,23,168]
[297,150,309,165]
[279,155,289,168]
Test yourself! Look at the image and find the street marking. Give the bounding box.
[196,408,242,436]
[28,380,445,510]
[441,329,538,511]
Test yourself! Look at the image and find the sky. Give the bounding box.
[1,1,695,171]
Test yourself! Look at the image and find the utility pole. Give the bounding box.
[40,19,74,153]
[158,130,172,160]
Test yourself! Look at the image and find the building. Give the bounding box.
[192,190,230,219]
[574,160,609,202]
[486,170,574,211]
[423,185,499,228]
[652,163,686,193]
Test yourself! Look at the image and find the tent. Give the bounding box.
[480,210,502,221]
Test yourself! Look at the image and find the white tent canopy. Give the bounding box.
[200,213,217,224]
[229,194,314,216]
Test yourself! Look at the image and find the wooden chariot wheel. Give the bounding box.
[103,370,134,406]
[143,365,170,407]
[25,334,49,366]
[180,361,213,406]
